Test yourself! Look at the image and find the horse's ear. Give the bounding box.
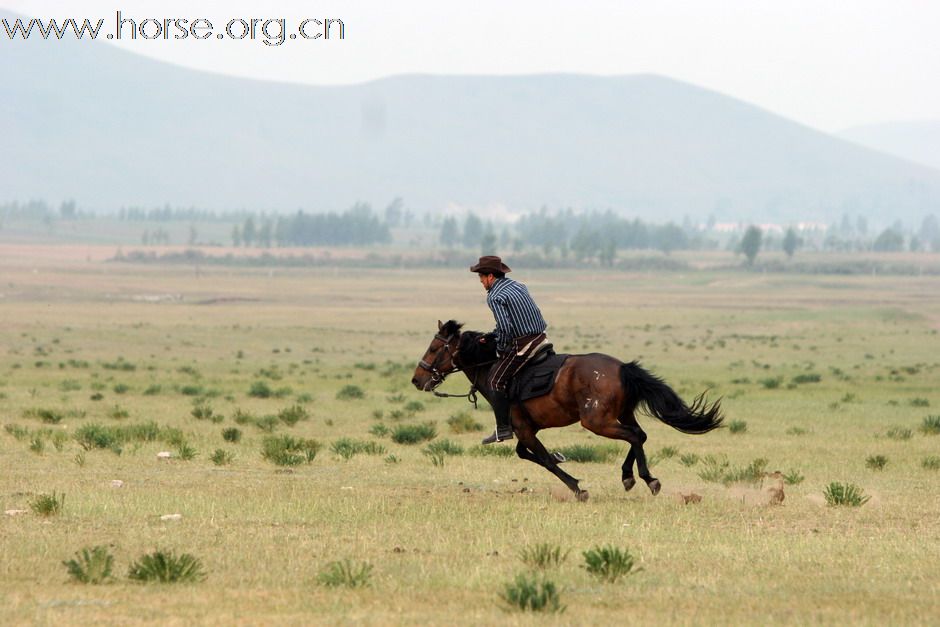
[437,320,443,331]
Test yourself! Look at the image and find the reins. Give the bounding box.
[418,331,495,409]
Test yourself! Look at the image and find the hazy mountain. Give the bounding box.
[838,121,940,172]
[3,10,940,223]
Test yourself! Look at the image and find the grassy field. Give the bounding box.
[2,247,939,625]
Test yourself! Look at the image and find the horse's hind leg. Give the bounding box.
[622,446,637,492]
[594,414,661,496]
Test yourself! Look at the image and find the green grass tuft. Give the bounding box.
[446,411,484,433]
[330,438,387,460]
[582,545,637,582]
[336,385,365,400]
[520,543,569,570]
[885,427,913,441]
[922,456,940,470]
[277,404,309,426]
[261,435,321,466]
[30,491,65,516]
[554,443,618,463]
[63,545,114,584]
[210,448,234,465]
[823,482,870,507]
[222,427,242,443]
[866,455,888,470]
[317,560,373,588]
[127,549,207,583]
[920,415,940,435]
[727,419,748,434]
[390,422,437,444]
[500,573,565,613]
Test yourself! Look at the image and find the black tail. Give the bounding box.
[620,361,723,434]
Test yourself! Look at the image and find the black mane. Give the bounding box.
[440,319,463,337]
[457,329,497,366]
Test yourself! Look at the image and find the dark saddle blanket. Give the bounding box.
[509,350,569,402]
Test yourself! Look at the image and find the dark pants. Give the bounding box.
[487,333,547,393]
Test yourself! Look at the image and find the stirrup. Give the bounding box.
[481,429,514,445]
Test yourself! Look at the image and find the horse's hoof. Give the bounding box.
[648,479,661,496]
[622,477,636,492]
[576,490,590,502]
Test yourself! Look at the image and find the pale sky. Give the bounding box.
[3,0,938,131]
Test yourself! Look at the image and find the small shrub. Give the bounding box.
[447,411,484,433]
[468,445,515,458]
[51,431,68,452]
[254,415,279,432]
[909,398,930,407]
[191,403,217,421]
[63,545,114,584]
[791,373,821,384]
[727,420,747,434]
[885,427,913,441]
[369,423,389,437]
[823,482,870,507]
[127,550,207,583]
[176,442,197,461]
[248,381,273,398]
[90,392,104,401]
[29,436,45,454]
[317,560,373,588]
[210,448,234,465]
[336,385,365,400]
[404,400,425,414]
[500,574,564,613]
[74,423,117,450]
[760,376,783,389]
[277,404,309,426]
[222,428,242,443]
[424,439,464,456]
[143,384,162,396]
[331,438,387,460]
[107,405,130,420]
[555,444,617,463]
[261,435,321,466]
[866,455,888,470]
[698,456,767,485]
[920,415,940,435]
[24,408,64,424]
[5,424,31,440]
[179,385,204,397]
[30,491,65,516]
[783,469,805,485]
[113,383,130,394]
[520,544,569,570]
[582,545,637,582]
[233,409,256,425]
[390,422,437,444]
[922,456,940,470]
[786,426,809,436]
[59,379,82,392]
[679,453,700,467]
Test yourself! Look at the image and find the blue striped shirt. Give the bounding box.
[486,277,548,352]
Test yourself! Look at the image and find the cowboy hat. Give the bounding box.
[469,255,511,274]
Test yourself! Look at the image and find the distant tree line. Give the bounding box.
[231,203,391,248]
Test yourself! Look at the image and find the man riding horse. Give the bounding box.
[470,255,549,445]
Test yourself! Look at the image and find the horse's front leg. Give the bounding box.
[514,435,589,502]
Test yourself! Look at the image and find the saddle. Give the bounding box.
[508,344,568,402]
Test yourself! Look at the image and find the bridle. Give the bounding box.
[417,331,462,391]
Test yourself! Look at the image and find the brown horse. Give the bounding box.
[412,320,723,501]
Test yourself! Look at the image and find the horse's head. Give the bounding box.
[411,320,463,392]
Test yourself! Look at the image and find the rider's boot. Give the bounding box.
[481,390,514,445]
